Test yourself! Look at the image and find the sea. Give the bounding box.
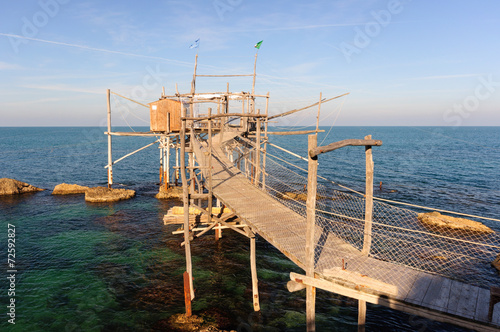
[0,126,499,332]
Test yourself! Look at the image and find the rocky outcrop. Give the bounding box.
[0,178,44,195]
[85,187,135,203]
[417,211,493,234]
[156,185,183,199]
[52,183,90,195]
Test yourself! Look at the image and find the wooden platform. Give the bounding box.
[191,132,500,331]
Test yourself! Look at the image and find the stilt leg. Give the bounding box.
[250,236,260,311]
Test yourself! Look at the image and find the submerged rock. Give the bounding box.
[85,186,135,203]
[417,211,493,234]
[52,183,90,195]
[493,254,500,272]
[156,185,183,199]
[0,178,44,195]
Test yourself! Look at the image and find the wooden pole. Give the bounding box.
[107,89,113,188]
[190,54,198,95]
[250,236,260,311]
[252,52,258,95]
[183,271,192,317]
[180,105,194,307]
[255,109,261,186]
[262,92,269,189]
[306,134,318,332]
[316,92,322,133]
[166,136,171,187]
[362,135,374,256]
[358,300,366,332]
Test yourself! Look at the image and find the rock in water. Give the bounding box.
[156,185,183,199]
[52,183,90,195]
[0,178,44,195]
[85,187,135,203]
[493,254,500,272]
[417,211,493,234]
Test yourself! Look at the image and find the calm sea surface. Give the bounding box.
[0,126,499,331]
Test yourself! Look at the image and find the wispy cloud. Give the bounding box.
[0,61,23,70]
[409,74,481,81]
[21,84,102,95]
[0,33,194,67]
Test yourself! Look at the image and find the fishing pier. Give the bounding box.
[104,55,500,331]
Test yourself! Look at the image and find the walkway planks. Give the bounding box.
[191,132,499,331]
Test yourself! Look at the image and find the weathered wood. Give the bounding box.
[250,236,260,311]
[290,272,499,332]
[358,300,366,332]
[267,130,325,135]
[475,287,490,322]
[423,276,451,311]
[322,267,397,296]
[405,274,433,305]
[183,271,192,317]
[180,105,194,302]
[287,280,307,292]
[107,89,113,188]
[316,92,322,133]
[306,134,318,332]
[182,113,267,121]
[309,139,382,158]
[362,135,374,256]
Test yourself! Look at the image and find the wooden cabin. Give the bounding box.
[149,98,182,132]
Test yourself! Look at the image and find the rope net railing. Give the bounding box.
[220,137,500,290]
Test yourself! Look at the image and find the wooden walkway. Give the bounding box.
[192,133,500,331]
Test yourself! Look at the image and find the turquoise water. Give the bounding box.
[1,126,499,331]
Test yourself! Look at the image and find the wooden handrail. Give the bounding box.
[309,139,382,158]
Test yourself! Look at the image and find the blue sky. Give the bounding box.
[1,0,499,126]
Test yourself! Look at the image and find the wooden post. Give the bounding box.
[362,135,374,256]
[306,134,318,332]
[106,89,113,188]
[262,92,269,189]
[252,52,257,95]
[190,54,198,95]
[316,92,322,134]
[208,108,219,240]
[180,105,194,306]
[166,136,170,186]
[183,271,192,317]
[358,300,366,332]
[255,109,261,186]
[250,236,260,311]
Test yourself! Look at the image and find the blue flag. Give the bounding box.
[189,38,200,49]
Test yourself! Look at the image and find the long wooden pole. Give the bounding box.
[252,52,257,95]
[250,235,260,311]
[107,89,113,188]
[306,134,318,332]
[255,109,261,186]
[262,92,269,189]
[180,105,194,310]
[362,135,374,256]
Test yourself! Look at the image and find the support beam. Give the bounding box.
[358,300,366,332]
[250,236,260,311]
[362,135,374,256]
[305,134,318,332]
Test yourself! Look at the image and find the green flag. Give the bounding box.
[254,40,263,49]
